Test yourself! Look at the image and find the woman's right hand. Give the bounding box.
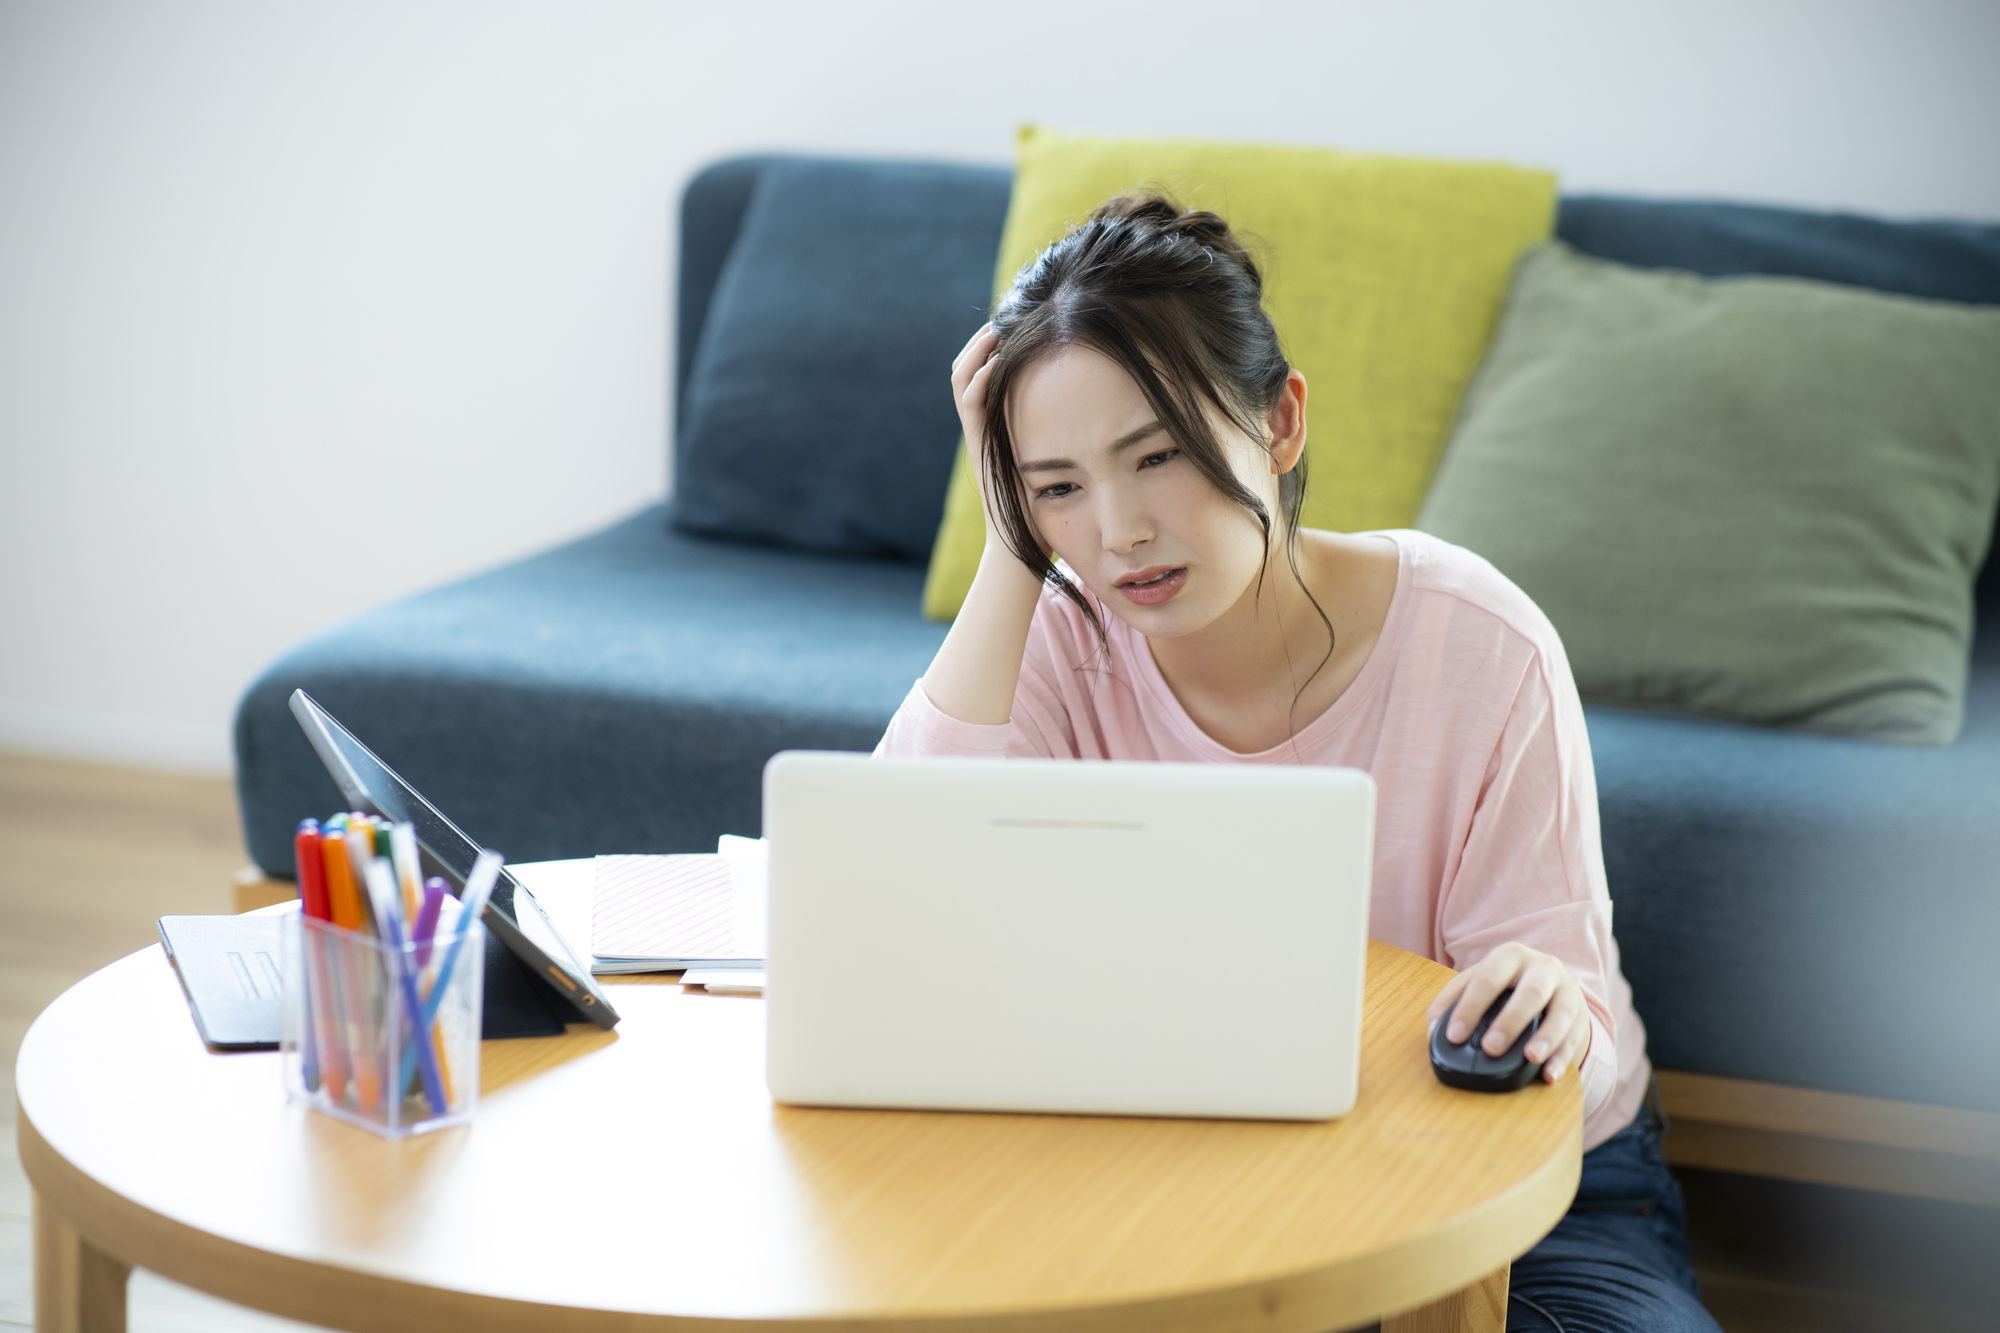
[920,322,1046,728]
[951,322,1005,521]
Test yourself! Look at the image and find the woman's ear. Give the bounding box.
[1268,368,1308,474]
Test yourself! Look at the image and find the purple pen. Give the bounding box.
[414,877,447,968]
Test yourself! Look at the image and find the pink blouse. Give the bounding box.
[878,530,1650,1149]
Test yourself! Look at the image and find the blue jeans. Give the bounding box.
[1504,1093,1721,1332]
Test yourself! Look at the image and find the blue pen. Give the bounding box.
[363,857,448,1117]
[397,850,503,1098]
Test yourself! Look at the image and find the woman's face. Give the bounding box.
[1006,345,1296,642]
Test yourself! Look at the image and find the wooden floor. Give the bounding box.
[1,749,1988,1333]
[1,751,321,1332]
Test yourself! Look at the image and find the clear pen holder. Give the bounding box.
[281,912,483,1138]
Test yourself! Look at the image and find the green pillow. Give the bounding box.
[1417,241,2000,746]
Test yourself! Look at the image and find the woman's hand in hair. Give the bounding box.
[1425,942,1593,1086]
[921,323,1049,728]
[951,323,1009,530]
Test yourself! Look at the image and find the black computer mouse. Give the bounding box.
[1429,987,1544,1092]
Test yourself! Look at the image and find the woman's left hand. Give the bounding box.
[1424,942,1592,1085]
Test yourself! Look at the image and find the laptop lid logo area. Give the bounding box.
[286,689,619,1030]
[763,751,1375,1122]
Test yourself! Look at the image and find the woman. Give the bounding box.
[877,195,1719,1333]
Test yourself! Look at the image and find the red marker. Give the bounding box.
[295,819,331,921]
[293,819,343,1099]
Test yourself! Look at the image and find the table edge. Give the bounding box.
[16,938,1582,1332]
[20,1086,1579,1333]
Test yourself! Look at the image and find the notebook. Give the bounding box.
[589,836,768,973]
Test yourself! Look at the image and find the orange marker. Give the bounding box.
[321,834,364,930]
[317,830,381,1109]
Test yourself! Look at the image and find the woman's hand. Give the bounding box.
[952,322,1000,441]
[1425,942,1592,1085]
[951,323,1008,527]
[920,323,1047,727]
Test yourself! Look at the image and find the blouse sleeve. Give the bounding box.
[1434,646,1624,1127]
[874,590,1088,760]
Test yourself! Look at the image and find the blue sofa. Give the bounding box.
[236,155,2000,1130]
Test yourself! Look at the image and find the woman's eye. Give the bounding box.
[1035,482,1078,500]
[1139,448,1179,469]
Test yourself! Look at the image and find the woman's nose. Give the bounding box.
[1097,492,1152,554]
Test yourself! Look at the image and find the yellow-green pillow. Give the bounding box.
[920,126,1557,620]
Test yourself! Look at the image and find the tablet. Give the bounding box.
[288,688,619,1030]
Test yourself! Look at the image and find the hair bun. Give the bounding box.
[1087,193,1260,283]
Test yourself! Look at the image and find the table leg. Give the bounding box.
[1381,1265,1508,1333]
[34,1189,130,1333]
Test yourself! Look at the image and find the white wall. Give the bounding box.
[4,0,1996,775]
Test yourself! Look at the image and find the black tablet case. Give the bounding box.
[158,914,571,1051]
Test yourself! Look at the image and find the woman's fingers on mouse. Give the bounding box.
[1424,972,1470,1028]
[1548,1017,1594,1084]
[1544,1018,1589,1084]
[1526,974,1584,1065]
[1523,964,1590,1082]
[1441,944,1527,1043]
[1445,970,1512,1044]
[1424,960,1472,1020]
[1483,962,1557,1055]
[1521,981,1571,1063]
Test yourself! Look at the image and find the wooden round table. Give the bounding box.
[20,934,1579,1333]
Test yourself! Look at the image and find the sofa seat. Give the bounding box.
[1590,627,2000,1114]
[234,506,947,874]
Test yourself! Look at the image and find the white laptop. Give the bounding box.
[763,752,1375,1121]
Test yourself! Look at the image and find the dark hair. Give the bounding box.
[982,193,1332,687]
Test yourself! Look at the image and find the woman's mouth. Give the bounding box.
[1115,566,1187,606]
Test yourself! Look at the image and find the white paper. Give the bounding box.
[718,834,769,959]
[507,858,596,963]
[682,967,765,994]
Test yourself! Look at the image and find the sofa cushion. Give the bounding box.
[1555,195,2000,305]
[234,507,949,877]
[1590,631,2000,1113]
[1554,195,2000,621]
[922,127,1558,618]
[669,157,1011,563]
[676,156,771,436]
[1419,241,2000,745]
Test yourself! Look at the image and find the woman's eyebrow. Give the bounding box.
[1017,421,1166,475]
[1106,421,1166,454]
[1016,422,1160,474]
